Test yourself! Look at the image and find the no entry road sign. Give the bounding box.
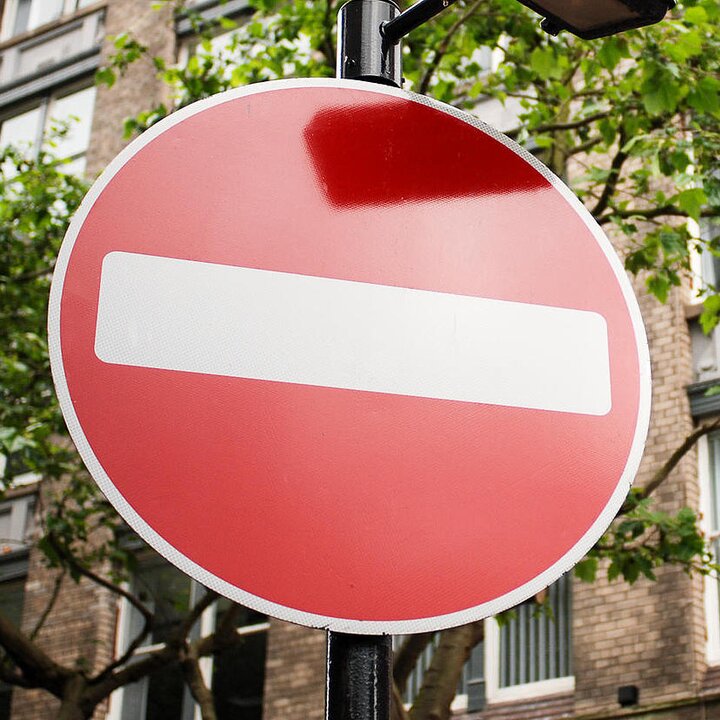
[49,79,651,634]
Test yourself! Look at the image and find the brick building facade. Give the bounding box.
[0,1,719,718]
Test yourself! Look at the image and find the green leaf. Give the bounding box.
[688,76,720,114]
[667,30,703,62]
[529,46,560,81]
[675,188,707,221]
[684,5,708,24]
[574,557,598,583]
[641,73,681,115]
[597,37,629,71]
[701,295,720,333]
[94,67,116,88]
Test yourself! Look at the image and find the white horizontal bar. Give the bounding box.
[94,251,611,415]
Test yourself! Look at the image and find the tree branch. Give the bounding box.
[0,661,34,689]
[532,110,611,135]
[590,127,628,219]
[635,418,720,504]
[84,644,175,706]
[566,136,604,157]
[178,589,217,640]
[181,651,217,720]
[30,569,65,640]
[46,533,153,628]
[418,0,485,95]
[392,681,411,720]
[598,204,720,225]
[0,609,71,697]
[322,0,336,66]
[409,623,483,720]
[45,533,157,684]
[393,633,435,695]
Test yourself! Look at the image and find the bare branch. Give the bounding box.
[0,609,71,697]
[181,651,217,720]
[178,589,218,640]
[322,0,336,65]
[566,136,604,157]
[409,623,483,720]
[392,681,411,720]
[46,533,153,626]
[598,204,720,225]
[590,127,628,219]
[0,660,34,689]
[84,645,175,706]
[30,570,66,640]
[393,632,434,694]
[45,533,156,684]
[635,418,720,505]
[532,110,611,135]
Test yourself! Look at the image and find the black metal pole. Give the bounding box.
[381,0,459,44]
[337,0,402,86]
[326,633,392,720]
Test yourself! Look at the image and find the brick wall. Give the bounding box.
[572,280,705,716]
[10,481,118,719]
[85,0,176,178]
[262,620,326,720]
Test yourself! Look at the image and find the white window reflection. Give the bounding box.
[2,0,93,39]
[0,85,96,175]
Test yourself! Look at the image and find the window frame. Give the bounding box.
[699,432,720,664]
[0,0,94,42]
[106,559,270,720]
[0,80,96,173]
[483,615,575,704]
[396,574,573,713]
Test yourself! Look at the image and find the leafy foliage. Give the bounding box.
[0,145,86,486]
[1,0,720,718]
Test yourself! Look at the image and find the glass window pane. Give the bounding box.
[132,560,191,646]
[144,662,187,720]
[60,155,86,176]
[0,578,25,720]
[498,574,572,687]
[45,86,95,161]
[0,512,13,550]
[12,0,32,35]
[0,105,42,155]
[27,0,64,31]
[213,630,267,720]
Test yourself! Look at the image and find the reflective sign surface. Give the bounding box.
[49,80,650,633]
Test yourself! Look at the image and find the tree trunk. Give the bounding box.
[409,623,483,720]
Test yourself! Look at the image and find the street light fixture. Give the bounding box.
[516,0,676,39]
[338,0,676,86]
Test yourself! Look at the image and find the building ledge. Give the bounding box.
[175,0,252,36]
[688,378,720,420]
[0,1,105,51]
[571,691,720,720]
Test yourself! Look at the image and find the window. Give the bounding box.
[0,577,25,719]
[0,495,35,556]
[700,431,720,664]
[0,493,34,720]
[0,0,95,40]
[397,574,572,711]
[109,553,269,720]
[396,635,485,713]
[485,573,573,702]
[0,84,95,174]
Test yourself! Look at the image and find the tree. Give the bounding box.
[1,0,719,718]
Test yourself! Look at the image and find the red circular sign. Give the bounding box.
[49,79,650,633]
